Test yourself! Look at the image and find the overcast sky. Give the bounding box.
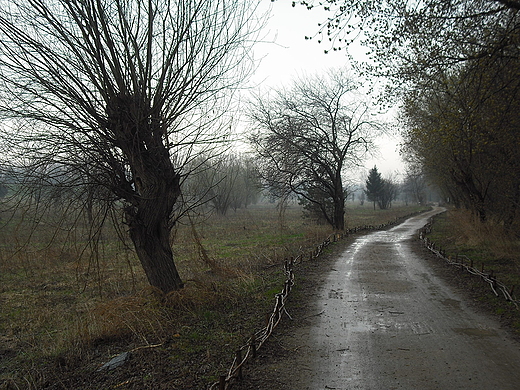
[245,0,405,178]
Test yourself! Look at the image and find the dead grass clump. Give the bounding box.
[449,209,520,260]
[42,272,257,359]
[164,283,220,312]
[73,294,169,348]
[165,269,258,312]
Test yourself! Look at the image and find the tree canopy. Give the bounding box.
[401,50,520,224]
[291,0,520,98]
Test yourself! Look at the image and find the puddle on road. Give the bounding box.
[453,328,498,337]
[441,298,461,309]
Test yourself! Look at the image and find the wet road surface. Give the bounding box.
[300,207,520,390]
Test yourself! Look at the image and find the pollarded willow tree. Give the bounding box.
[249,69,381,230]
[0,0,264,293]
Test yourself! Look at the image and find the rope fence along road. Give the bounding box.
[208,210,427,390]
[208,234,334,390]
[419,217,519,309]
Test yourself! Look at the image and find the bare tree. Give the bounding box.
[249,69,380,230]
[0,0,263,293]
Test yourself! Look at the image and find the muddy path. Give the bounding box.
[235,207,520,390]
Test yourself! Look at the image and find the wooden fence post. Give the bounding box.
[250,334,257,359]
[236,350,243,380]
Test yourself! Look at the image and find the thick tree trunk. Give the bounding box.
[124,169,184,293]
[127,209,184,293]
[125,156,184,293]
[333,196,345,230]
[123,167,184,293]
[108,94,184,293]
[332,175,345,230]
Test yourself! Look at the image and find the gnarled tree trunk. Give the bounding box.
[127,203,184,293]
[124,170,183,293]
[109,94,184,293]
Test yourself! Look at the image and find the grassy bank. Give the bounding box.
[424,208,520,332]
[0,202,427,389]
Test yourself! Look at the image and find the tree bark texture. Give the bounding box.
[332,196,345,231]
[108,94,184,293]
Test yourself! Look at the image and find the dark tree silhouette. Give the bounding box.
[365,166,397,210]
[250,69,380,230]
[0,0,263,293]
[365,166,384,210]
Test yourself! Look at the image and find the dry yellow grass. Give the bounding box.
[444,208,520,261]
[0,201,427,387]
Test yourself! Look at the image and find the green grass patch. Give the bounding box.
[0,201,428,389]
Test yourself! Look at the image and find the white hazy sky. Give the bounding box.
[245,0,405,178]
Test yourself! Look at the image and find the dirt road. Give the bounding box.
[237,207,520,390]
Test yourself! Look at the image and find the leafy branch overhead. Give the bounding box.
[289,0,520,92]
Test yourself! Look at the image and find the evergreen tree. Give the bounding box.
[365,166,384,210]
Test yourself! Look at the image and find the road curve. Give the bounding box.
[299,207,520,390]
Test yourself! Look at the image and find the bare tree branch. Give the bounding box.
[249,69,382,230]
[0,0,265,293]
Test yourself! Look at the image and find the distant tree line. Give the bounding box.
[183,154,262,215]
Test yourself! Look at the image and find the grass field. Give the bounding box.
[422,208,520,328]
[0,201,428,389]
[425,208,520,289]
